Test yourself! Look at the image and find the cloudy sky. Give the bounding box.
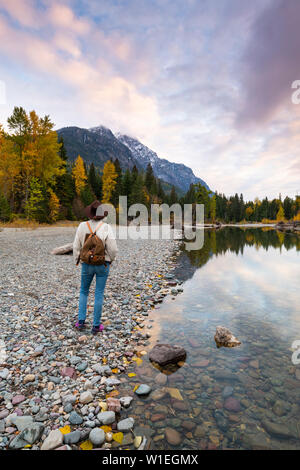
[0,0,299,200]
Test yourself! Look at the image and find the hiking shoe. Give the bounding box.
[91,325,104,335]
[75,321,86,330]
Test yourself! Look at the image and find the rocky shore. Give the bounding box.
[0,227,182,450]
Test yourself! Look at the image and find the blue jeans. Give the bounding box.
[78,263,110,326]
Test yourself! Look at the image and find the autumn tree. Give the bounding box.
[24,178,48,222]
[102,160,118,204]
[3,107,64,212]
[48,189,60,223]
[276,203,285,221]
[72,155,87,195]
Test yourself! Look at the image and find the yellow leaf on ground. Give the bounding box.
[128,373,136,377]
[112,432,123,444]
[100,425,112,433]
[167,387,183,400]
[106,390,119,398]
[102,358,107,364]
[133,384,140,392]
[80,440,93,450]
[111,368,119,374]
[131,356,143,366]
[59,425,71,435]
[99,401,108,411]
[24,444,32,448]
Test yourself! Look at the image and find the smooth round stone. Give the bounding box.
[117,417,134,432]
[97,411,115,425]
[224,397,241,412]
[222,386,234,398]
[64,403,73,413]
[165,427,182,446]
[64,430,81,445]
[89,428,105,446]
[85,420,96,428]
[69,411,83,425]
[77,362,88,372]
[135,384,152,396]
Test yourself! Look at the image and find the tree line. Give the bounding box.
[182,184,300,223]
[1,107,299,224]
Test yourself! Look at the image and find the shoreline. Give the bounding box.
[0,227,182,450]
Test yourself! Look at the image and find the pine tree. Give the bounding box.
[102,160,118,204]
[157,180,166,202]
[88,163,102,199]
[210,195,216,222]
[122,169,132,198]
[169,186,178,205]
[80,184,95,207]
[145,163,155,192]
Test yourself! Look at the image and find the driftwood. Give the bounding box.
[51,243,73,255]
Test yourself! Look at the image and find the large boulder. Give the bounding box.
[149,344,186,366]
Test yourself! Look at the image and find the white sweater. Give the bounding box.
[73,219,118,264]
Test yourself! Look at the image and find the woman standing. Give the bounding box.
[73,201,118,335]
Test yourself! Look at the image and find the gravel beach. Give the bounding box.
[0,226,181,450]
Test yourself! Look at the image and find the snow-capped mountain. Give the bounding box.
[117,134,210,193]
[57,125,210,193]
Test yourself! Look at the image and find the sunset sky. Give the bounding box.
[0,0,299,200]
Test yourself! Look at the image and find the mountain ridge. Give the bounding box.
[57,125,210,193]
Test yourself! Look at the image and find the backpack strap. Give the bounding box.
[86,221,93,234]
[86,221,103,237]
[94,221,103,234]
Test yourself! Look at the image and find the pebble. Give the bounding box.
[69,411,83,425]
[97,411,116,425]
[64,430,81,445]
[117,417,135,432]
[89,428,105,446]
[79,391,93,404]
[41,429,64,450]
[135,384,152,396]
[165,427,182,446]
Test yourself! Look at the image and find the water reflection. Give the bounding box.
[120,228,300,450]
[174,227,300,282]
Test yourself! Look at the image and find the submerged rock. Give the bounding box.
[214,326,241,348]
[149,344,186,366]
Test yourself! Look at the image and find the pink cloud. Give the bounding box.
[47,3,90,35]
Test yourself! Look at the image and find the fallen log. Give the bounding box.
[51,243,73,255]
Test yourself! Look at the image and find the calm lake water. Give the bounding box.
[121,228,300,450]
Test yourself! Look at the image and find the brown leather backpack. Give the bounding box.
[77,221,106,265]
